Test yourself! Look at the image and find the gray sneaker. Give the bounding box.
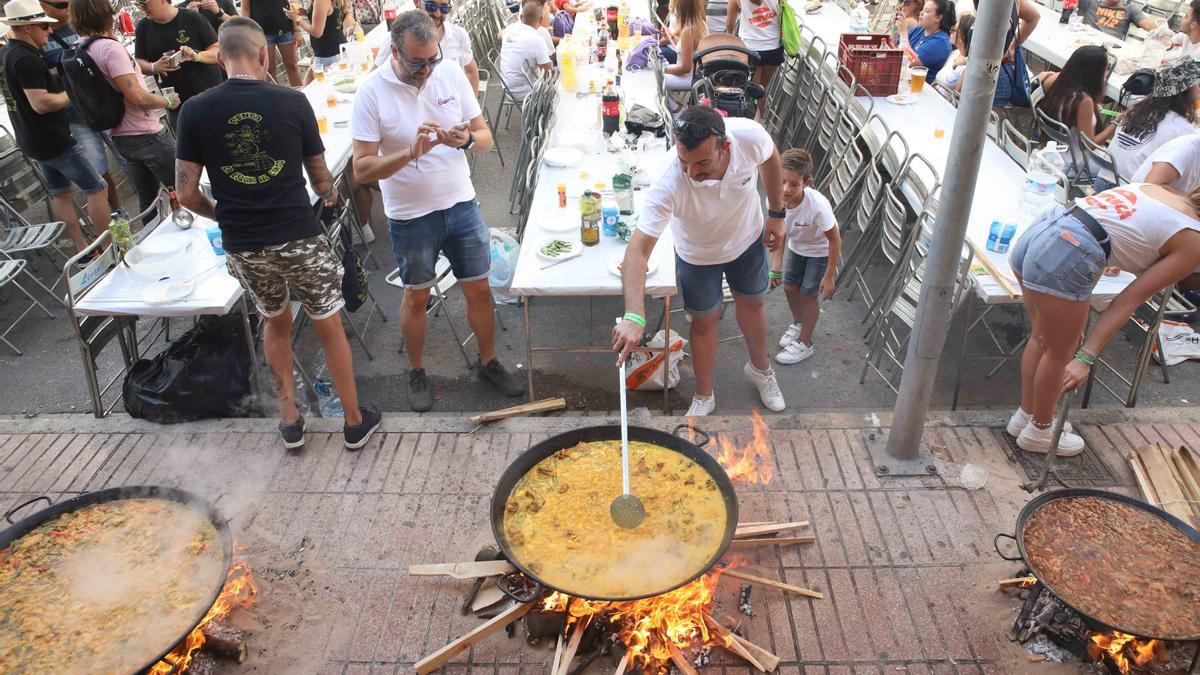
[408,368,433,412]
[477,358,526,397]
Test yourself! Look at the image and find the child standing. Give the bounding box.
[771,149,841,365]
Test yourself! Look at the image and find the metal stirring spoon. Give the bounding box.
[610,360,645,529]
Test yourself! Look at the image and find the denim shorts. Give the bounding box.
[783,250,828,296]
[675,237,768,315]
[69,118,112,176]
[388,200,490,289]
[312,55,340,69]
[266,31,296,47]
[1008,206,1106,302]
[36,143,106,196]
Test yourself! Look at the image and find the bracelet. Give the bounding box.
[622,312,646,328]
[1074,349,1096,366]
[150,62,157,75]
[768,271,783,280]
[767,207,786,219]
[162,95,173,110]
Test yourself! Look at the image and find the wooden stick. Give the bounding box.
[997,576,1037,590]
[702,614,766,671]
[1129,452,1160,507]
[556,619,588,675]
[550,632,564,675]
[723,569,824,599]
[415,602,533,674]
[1137,445,1196,526]
[613,651,630,675]
[1170,447,1200,524]
[200,621,247,663]
[471,584,507,613]
[737,521,774,527]
[730,536,816,548]
[968,240,1020,299]
[728,632,781,672]
[734,521,810,539]
[666,642,698,675]
[408,560,515,579]
[468,398,567,425]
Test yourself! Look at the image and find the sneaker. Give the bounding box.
[743,362,786,412]
[279,414,306,450]
[686,394,716,417]
[1006,408,1074,437]
[1016,421,1086,457]
[408,368,433,412]
[477,358,526,397]
[344,404,381,450]
[778,323,803,348]
[776,340,814,365]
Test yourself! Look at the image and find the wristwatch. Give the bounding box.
[767,207,786,219]
[459,132,475,151]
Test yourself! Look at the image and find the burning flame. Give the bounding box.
[541,570,727,672]
[148,561,259,675]
[1087,631,1162,674]
[712,411,775,485]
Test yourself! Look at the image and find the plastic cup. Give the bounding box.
[934,128,945,139]
[317,116,329,133]
[326,91,337,108]
[910,66,928,94]
[314,66,326,82]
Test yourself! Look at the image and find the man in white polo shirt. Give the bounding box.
[352,10,525,412]
[498,0,553,102]
[613,106,788,416]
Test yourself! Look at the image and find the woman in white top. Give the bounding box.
[1105,58,1200,190]
[666,0,708,92]
[725,0,782,119]
[934,13,973,91]
[1006,185,1200,455]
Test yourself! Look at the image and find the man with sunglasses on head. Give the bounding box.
[613,105,788,417]
[352,11,525,412]
[0,0,111,254]
[498,0,553,102]
[372,1,480,96]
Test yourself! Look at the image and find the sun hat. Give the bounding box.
[0,0,58,25]
[1152,57,1200,98]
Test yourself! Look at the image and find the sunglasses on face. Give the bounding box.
[674,118,722,142]
[424,1,452,13]
[399,45,444,70]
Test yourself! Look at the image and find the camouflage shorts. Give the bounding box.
[225,235,345,320]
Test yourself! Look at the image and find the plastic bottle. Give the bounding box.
[580,191,601,246]
[1141,25,1171,69]
[1019,143,1068,223]
[851,1,870,32]
[312,363,344,418]
[109,210,133,253]
[601,200,620,237]
[601,80,621,136]
[560,44,578,91]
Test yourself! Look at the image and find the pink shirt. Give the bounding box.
[88,37,163,137]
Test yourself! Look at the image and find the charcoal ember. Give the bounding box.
[184,651,220,675]
[738,584,753,617]
[524,609,566,646]
[692,646,712,668]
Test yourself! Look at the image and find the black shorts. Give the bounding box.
[754,45,785,66]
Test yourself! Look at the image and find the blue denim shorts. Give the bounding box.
[36,143,106,196]
[676,237,768,315]
[388,200,491,289]
[266,31,296,47]
[69,118,112,176]
[783,250,828,296]
[1008,206,1106,302]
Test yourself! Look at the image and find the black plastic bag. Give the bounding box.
[123,314,254,423]
[339,221,368,313]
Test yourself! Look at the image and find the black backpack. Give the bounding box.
[60,36,126,132]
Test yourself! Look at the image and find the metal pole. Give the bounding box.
[871,0,1016,473]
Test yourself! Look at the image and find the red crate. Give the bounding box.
[838,33,903,97]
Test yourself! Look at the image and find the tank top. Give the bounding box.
[310,4,347,58]
[250,0,292,37]
[737,0,781,51]
[1078,183,1200,275]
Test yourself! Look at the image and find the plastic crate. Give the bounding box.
[838,33,903,97]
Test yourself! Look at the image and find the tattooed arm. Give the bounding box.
[175,159,217,220]
[303,154,338,206]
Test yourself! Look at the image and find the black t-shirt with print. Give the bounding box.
[0,40,74,160]
[175,78,324,252]
[174,0,239,33]
[134,8,223,102]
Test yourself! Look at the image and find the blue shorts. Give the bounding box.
[69,118,112,176]
[675,237,768,316]
[1008,206,1106,302]
[388,200,491,289]
[36,143,106,196]
[783,250,829,296]
[266,31,296,47]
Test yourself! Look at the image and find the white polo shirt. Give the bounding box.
[373,18,474,69]
[498,22,552,101]
[638,118,775,266]
[351,59,481,220]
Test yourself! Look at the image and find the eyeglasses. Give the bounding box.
[424,1,452,13]
[674,118,722,142]
[39,0,70,8]
[399,45,444,71]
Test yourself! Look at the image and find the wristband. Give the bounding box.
[1074,349,1095,366]
[767,207,786,219]
[162,95,173,110]
[623,312,646,328]
[150,62,157,75]
[768,271,783,280]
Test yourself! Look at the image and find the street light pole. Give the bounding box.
[867,0,1016,475]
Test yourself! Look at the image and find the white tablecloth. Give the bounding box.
[74,215,244,317]
[1022,2,1143,102]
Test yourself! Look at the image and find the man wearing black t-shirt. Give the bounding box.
[175,17,380,451]
[0,0,110,252]
[134,0,222,128]
[179,0,238,32]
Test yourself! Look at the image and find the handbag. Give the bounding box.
[779,0,802,58]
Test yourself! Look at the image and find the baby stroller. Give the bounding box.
[688,33,765,119]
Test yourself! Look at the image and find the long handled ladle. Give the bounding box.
[610,360,645,529]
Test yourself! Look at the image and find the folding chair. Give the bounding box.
[1080,132,1123,190]
[812,83,873,186]
[1000,118,1032,169]
[836,127,909,292]
[0,196,68,266]
[932,80,959,106]
[1034,108,1092,197]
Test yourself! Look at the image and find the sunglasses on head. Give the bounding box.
[424,1,452,12]
[674,118,722,142]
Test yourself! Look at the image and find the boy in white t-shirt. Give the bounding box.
[771,149,841,365]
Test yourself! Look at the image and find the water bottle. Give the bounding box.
[851,2,870,32]
[312,363,344,418]
[1019,143,1068,224]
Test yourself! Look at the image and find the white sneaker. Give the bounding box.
[1006,408,1074,437]
[686,394,716,417]
[743,362,786,412]
[778,323,803,348]
[1016,421,1085,457]
[776,340,814,365]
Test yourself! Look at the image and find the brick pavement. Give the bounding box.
[3,409,1200,674]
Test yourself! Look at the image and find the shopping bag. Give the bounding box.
[1153,320,1200,367]
[780,0,803,58]
[624,329,688,391]
[123,314,254,423]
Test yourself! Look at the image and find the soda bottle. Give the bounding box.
[560,44,578,91]
[579,191,601,246]
[601,80,621,136]
[597,32,608,61]
[606,6,618,39]
[109,210,133,254]
[168,190,195,229]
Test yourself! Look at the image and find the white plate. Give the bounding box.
[536,238,582,261]
[608,254,658,277]
[333,80,358,93]
[141,277,195,305]
[543,147,584,168]
[886,93,918,105]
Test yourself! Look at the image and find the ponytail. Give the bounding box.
[934,0,955,34]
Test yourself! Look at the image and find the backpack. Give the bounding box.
[60,36,126,132]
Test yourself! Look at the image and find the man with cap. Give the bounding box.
[0,0,111,253]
